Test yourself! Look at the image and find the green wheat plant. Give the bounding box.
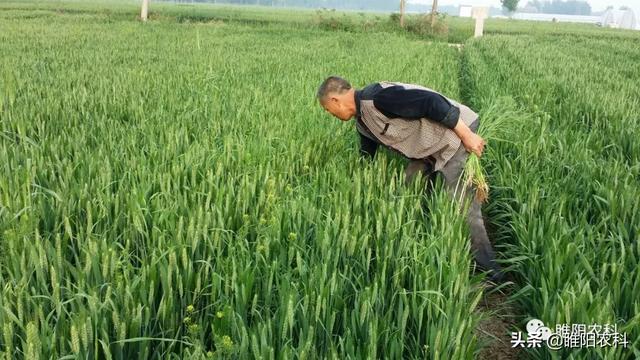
[461,97,521,203]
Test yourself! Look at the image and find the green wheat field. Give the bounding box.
[0,1,638,359]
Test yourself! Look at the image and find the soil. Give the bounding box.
[474,212,523,359]
[475,282,522,360]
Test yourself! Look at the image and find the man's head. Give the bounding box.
[317,76,357,121]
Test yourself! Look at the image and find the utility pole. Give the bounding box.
[140,0,149,21]
[400,0,406,27]
[430,0,438,28]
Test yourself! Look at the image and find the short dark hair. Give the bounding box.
[317,76,351,103]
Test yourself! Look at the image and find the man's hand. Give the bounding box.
[461,132,486,157]
[453,120,486,157]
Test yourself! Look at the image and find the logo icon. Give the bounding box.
[526,318,553,341]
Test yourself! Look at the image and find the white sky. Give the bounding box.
[409,0,639,18]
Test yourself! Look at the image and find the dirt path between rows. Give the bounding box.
[475,283,522,359]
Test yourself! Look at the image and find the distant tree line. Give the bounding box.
[178,0,402,11]
[167,0,508,16]
[523,0,591,15]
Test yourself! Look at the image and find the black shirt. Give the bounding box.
[354,83,461,159]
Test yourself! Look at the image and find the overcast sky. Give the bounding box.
[410,0,639,18]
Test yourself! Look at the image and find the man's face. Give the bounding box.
[320,94,352,121]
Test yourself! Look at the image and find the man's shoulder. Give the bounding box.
[364,81,443,99]
[382,81,438,93]
[358,82,384,100]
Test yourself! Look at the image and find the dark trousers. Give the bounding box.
[404,119,504,282]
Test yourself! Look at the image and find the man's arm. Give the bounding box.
[372,85,461,129]
[359,133,379,160]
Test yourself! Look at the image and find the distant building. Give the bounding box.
[512,12,600,24]
[511,9,638,30]
[520,5,539,13]
[600,9,636,29]
[459,5,472,17]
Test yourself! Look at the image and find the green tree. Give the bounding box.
[501,0,519,13]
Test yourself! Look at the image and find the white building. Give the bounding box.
[601,9,636,29]
[512,13,601,24]
[511,9,638,30]
[459,5,472,18]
